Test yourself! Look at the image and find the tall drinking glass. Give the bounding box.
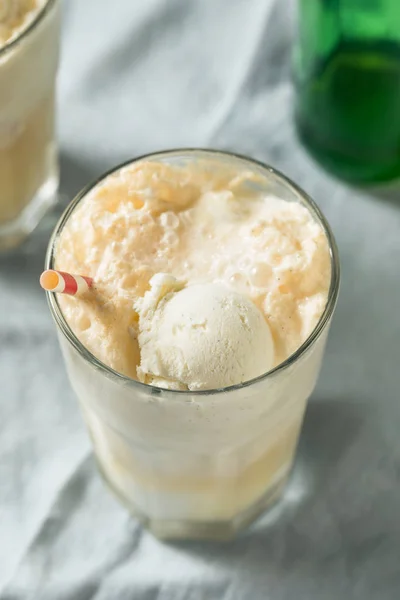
[45,150,340,541]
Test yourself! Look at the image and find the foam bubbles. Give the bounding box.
[160,211,180,229]
[162,231,179,248]
[248,262,273,288]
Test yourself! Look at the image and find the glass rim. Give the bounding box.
[0,0,57,58]
[45,148,340,397]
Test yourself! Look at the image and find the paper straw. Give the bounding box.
[40,270,93,296]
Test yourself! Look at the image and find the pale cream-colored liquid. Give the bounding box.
[0,0,58,234]
[0,90,54,224]
[83,401,303,520]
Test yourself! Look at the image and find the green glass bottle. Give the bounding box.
[294,0,400,183]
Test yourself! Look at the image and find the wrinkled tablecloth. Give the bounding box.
[1,0,400,598]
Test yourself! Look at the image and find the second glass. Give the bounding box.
[0,0,61,250]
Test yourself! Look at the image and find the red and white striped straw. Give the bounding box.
[40,270,93,296]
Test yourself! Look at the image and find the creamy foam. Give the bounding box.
[56,160,331,379]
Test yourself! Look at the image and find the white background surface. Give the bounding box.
[1,0,400,598]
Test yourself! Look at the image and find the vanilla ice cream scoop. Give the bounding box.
[135,274,274,391]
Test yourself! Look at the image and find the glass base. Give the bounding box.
[136,478,287,541]
[0,172,59,251]
[99,461,288,541]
